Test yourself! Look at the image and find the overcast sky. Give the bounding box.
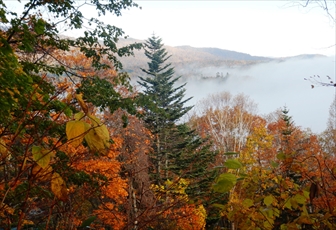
[5,1,335,57]
[103,0,336,58]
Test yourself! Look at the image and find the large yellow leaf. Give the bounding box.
[85,129,108,155]
[66,120,90,147]
[51,172,67,200]
[85,115,111,154]
[32,146,54,169]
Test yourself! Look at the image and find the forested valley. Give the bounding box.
[1,1,336,230]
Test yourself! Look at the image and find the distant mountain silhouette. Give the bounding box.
[116,38,327,79]
[175,46,272,61]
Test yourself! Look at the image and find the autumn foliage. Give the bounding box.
[1,1,336,229]
[210,108,336,229]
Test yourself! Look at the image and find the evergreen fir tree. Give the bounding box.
[137,34,217,187]
[138,35,192,128]
[137,34,193,185]
[138,35,219,226]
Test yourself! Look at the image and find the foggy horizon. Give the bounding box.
[172,55,336,134]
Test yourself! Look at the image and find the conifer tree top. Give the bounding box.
[141,34,173,77]
[137,35,193,127]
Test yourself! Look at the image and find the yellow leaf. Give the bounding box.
[243,198,254,208]
[51,172,67,200]
[2,204,15,215]
[294,194,307,205]
[290,198,298,209]
[22,219,34,226]
[284,198,292,210]
[263,220,273,230]
[303,190,310,199]
[74,111,85,121]
[273,208,280,217]
[32,146,54,168]
[264,195,274,206]
[75,93,88,114]
[302,205,309,216]
[86,115,111,152]
[85,129,108,155]
[66,120,90,147]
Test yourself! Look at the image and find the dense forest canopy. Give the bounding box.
[0,0,336,229]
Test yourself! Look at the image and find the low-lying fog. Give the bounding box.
[180,56,336,134]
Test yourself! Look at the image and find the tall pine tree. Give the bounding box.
[138,34,193,185]
[138,35,219,227]
[137,34,217,201]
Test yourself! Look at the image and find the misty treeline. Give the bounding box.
[1,0,336,230]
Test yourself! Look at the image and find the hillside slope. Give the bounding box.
[117,38,326,80]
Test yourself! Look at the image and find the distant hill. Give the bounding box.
[118,38,275,79]
[116,37,327,80]
[175,46,272,61]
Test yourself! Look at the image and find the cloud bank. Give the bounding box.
[181,56,336,133]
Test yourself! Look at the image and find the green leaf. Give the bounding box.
[290,198,298,209]
[34,18,45,35]
[294,194,307,205]
[32,146,54,169]
[263,220,273,230]
[212,203,226,210]
[284,199,292,210]
[243,198,254,208]
[276,152,286,160]
[280,224,288,230]
[80,216,97,227]
[64,107,73,117]
[217,173,237,182]
[224,152,239,156]
[224,159,242,169]
[303,190,310,199]
[264,195,274,206]
[213,179,235,193]
[213,173,237,193]
[302,205,309,216]
[271,161,279,168]
[239,173,248,178]
[265,208,274,218]
[273,208,280,217]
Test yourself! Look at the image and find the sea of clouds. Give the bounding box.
[181,56,336,133]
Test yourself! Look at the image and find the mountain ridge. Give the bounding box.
[118,37,326,79]
[174,45,273,61]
